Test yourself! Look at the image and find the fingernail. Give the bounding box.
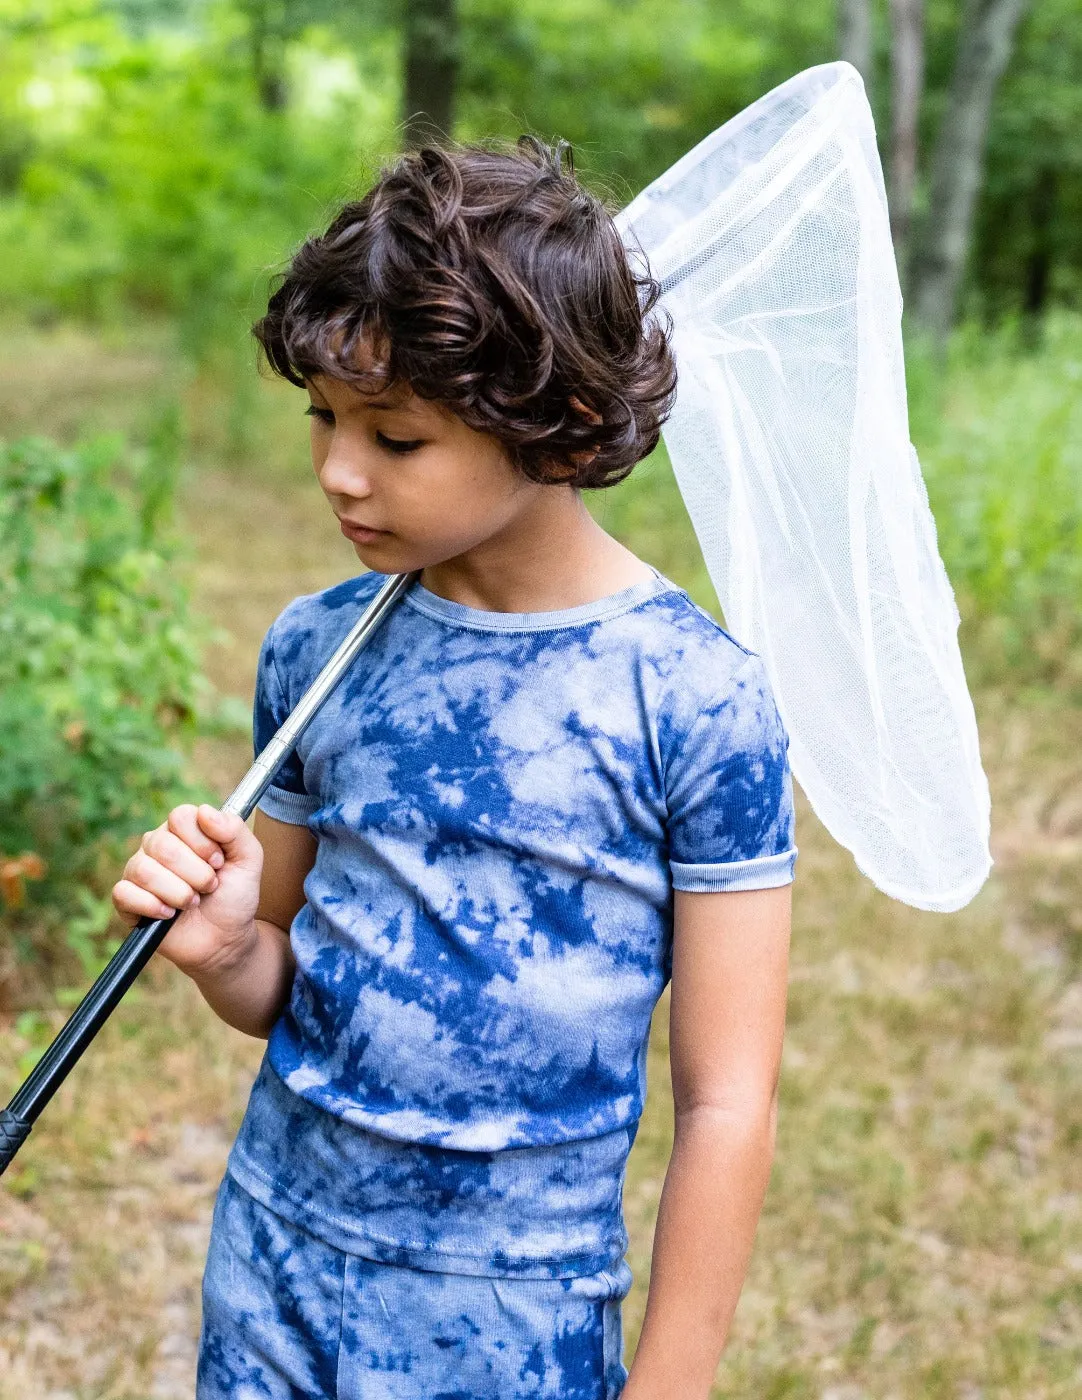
[191,893,200,906]
[210,852,224,868]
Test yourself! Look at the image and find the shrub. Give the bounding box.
[909,311,1082,698]
[0,410,238,999]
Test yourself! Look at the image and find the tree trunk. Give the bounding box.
[403,0,459,147]
[1022,166,1057,317]
[888,0,925,286]
[838,0,875,96]
[243,0,289,113]
[908,0,1030,343]
[1021,166,1057,347]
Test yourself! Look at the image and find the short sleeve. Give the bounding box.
[665,653,798,892]
[253,617,320,826]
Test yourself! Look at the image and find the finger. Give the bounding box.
[166,804,226,869]
[113,878,185,925]
[142,827,221,895]
[128,849,204,912]
[194,805,262,870]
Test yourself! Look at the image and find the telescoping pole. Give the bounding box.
[0,570,420,1177]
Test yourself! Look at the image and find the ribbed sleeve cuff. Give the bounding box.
[256,784,320,825]
[670,847,798,892]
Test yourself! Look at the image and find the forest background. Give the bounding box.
[1,0,1081,1395]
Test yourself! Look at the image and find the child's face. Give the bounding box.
[305,362,547,574]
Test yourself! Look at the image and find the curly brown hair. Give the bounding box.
[251,135,677,489]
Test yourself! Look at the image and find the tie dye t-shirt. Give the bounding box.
[226,564,797,1279]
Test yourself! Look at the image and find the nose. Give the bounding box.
[315,435,377,500]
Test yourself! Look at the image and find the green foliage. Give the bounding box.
[908,311,1082,695]
[969,0,1082,317]
[0,0,399,365]
[2,0,1079,358]
[0,411,233,979]
[456,0,837,202]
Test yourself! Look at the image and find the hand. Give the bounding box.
[112,803,264,977]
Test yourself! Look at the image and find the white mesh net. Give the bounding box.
[616,61,993,913]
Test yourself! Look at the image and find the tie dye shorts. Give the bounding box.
[197,1172,634,1399]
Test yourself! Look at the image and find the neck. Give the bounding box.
[418,486,650,613]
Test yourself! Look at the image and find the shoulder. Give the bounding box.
[643,581,763,707]
[261,570,390,692]
[269,570,387,631]
[639,583,788,760]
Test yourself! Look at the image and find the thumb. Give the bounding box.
[195,804,262,867]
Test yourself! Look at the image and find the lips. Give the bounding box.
[338,516,389,539]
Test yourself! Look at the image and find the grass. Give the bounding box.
[1,318,1081,1397]
[908,312,1082,700]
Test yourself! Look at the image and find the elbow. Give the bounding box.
[673,1086,779,1158]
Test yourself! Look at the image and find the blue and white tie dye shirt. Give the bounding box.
[226,564,797,1278]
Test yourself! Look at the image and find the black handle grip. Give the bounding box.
[0,910,178,1177]
[0,1109,32,1174]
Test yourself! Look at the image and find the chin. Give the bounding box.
[351,537,418,570]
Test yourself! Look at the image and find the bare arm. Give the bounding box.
[622,883,792,1400]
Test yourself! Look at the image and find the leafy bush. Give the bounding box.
[0,409,240,995]
[909,311,1082,697]
[0,8,398,366]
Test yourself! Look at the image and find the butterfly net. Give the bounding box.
[615,62,992,913]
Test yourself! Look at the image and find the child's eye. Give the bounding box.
[303,408,422,454]
[376,432,425,455]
